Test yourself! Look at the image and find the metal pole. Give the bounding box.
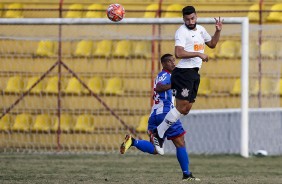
[241,17,249,158]
[56,0,64,151]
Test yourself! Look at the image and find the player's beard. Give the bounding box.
[185,23,197,30]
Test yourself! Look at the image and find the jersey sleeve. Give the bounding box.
[161,73,171,85]
[175,28,186,47]
[156,73,171,86]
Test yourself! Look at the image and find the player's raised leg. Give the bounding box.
[153,102,187,154]
[120,134,156,155]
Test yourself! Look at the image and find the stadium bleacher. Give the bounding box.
[0,0,282,152]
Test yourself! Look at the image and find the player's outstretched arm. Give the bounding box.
[175,46,209,62]
[206,17,223,48]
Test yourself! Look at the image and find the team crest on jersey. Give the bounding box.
[181,88,189,97]
[200,31,204,37]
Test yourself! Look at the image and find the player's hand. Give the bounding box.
[214,17,223,31]
[199,53,209,62]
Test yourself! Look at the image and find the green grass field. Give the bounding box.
[0,153,281,184]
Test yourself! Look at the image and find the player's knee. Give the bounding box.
[173,136,186,147]
[176,101,192,115]
[176,142,185,148]
[178,107,190,115]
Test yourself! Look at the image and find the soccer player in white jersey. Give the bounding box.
[120,54,200,181]
[152,6,223,155]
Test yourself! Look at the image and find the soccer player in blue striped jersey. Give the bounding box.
[120,54,200,181]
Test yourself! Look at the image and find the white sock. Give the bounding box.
[157,108,183,138]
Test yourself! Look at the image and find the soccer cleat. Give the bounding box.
[182,172,200,181]
[151,129,164,155]
[120,134,133,154]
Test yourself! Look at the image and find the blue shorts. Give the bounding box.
[148,112,186,140]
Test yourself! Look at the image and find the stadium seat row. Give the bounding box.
[248,3,282,22]
[1,76,151,95]
[0,40,152,59]
[1,39,281,59]
[1,2,282,22]
[0,113,148,132]
[206,40,282,60]
[2,75,282,96]
[199,77,282,96]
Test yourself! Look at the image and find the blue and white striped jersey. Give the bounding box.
[151,69,174,115]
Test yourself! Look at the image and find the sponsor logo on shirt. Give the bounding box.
[194,43,205,51]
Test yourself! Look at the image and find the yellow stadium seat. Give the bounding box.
[64,77,84,94]
[0,4,4,17]
[73,114,94,132]
[198,77,212,95]
[35,41,56,57]
[274,79,282,95]
[4,3,24,18]
[261,41,277,59]
[132,41,151,58]
[113,40,132,58]
[247,4,265,22]
[230,78,241,95]
[143,4,159,18]
[250,78,273,96]
[52,114,74,132]
[85,4,104,18]
[136,115,149,132]
[231,77,273,96]
[65,4,84,18]
[83,76,103,94]
[0,114,13,132]
[24,76,45,93]
[32,114,52,132]
[104,77,124,95]
[164,4,182,18]
[5,76,24,93]
[266,3,282,22]
[45,76,66,94]
[93,40,112,58]
[74,40,94,57]
[216,40,240,59]
[12,113,33,132]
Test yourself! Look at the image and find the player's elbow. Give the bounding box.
[174,51,182,59]
[207,43,216,49]
[175,46,184,59]
[209,45,216,49]
[206,41,217,49]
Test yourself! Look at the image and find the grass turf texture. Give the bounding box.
[0,154,281,184]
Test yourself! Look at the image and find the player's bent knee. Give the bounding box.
[177,107,190,115]
[172,136,186,148]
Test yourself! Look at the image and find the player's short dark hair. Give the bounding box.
[182,6,196,16]
[161,53,173,63]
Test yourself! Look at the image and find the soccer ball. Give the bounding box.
[106,4,125,22]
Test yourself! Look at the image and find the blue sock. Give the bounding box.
[133,139,155,154]
[176,147,190,175]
